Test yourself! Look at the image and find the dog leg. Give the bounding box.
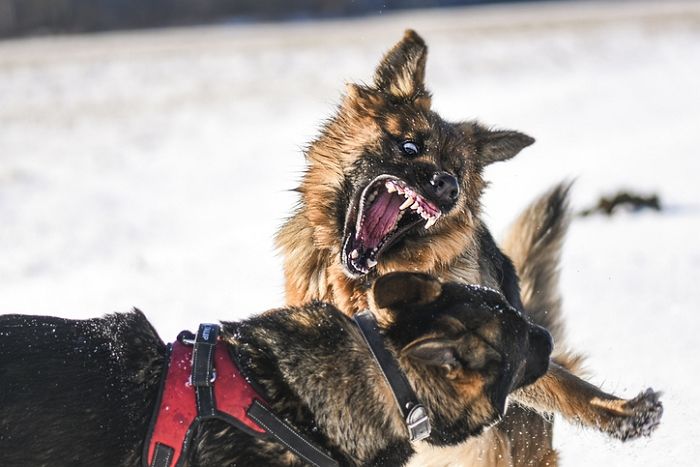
[499,404,558,467]
[512,363,663,441]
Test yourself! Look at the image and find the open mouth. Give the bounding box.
[342,175,442,276]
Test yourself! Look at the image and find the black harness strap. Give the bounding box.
[353,310,431,442]
[247,401,339,467]
[191,323,219,417]
[190,324,338,467]
[150,443,174,467]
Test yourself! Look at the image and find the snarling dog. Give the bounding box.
[276,30,663,465]
[0,272,551,466]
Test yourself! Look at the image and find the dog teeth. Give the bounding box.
[399,197,414,210]
[396,186,404,195]
[350,249,360,259]
[410,201,420,211]
[424,216,438,229]
[386,182,397,193]
[367,258,378,268]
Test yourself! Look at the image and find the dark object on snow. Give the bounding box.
[579,191,662,217]
[0,271,551,467]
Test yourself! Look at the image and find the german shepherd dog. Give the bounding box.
[0,272,551,466]
[276,30,662,465]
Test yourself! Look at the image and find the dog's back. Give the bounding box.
[0,310,164,466]
[501,183,571,350]
[409,185,573,467]
[501,183,588,374]
[498,183,590,466]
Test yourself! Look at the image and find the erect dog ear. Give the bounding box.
[373,29,430,104]
[344,83,385,116]
[403,338,460,373]
[475,125,535,165]
[372,272,442,310]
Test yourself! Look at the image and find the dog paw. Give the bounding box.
[603,388,663,441]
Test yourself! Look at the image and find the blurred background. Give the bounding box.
[0,0,579,38]
[1,0,698,465]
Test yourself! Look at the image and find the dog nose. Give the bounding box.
[521,325,553,388]
[429,172,460,207]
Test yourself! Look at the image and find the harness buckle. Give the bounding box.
[188,369,217,386]
[177,330,196,346]
[406,404,431,442]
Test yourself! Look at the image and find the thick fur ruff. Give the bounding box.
[0,273,552,466]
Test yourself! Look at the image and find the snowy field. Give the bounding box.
[1,0,699,464]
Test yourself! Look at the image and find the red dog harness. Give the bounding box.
[143,324,338,467]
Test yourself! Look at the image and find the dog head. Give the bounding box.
[298,30,534,278]
[372,271,552,444]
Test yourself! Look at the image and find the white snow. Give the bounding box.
[1,0,699,464]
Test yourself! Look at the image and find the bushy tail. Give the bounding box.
[501,182,572,349]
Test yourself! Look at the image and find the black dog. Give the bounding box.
[0,272,551,466]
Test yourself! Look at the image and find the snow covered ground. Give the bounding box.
[1,0,698,464]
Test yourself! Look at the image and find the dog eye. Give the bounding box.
[401,141,420,156]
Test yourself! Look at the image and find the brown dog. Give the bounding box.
[276,30,662,465]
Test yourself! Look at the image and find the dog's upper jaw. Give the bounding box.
[342,174,442,277]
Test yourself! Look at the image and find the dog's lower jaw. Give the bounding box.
[342,175,443,277]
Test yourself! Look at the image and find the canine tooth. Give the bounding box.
[386,182,397,193]
[367,259,378,268]
[410,201,420,210]
[424,216,437,229]
[399,197,414,210]
[351,249,360,259]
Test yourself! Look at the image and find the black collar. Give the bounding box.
[353,310,432,442]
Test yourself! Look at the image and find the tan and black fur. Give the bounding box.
[277,30,662,465]
[0,272,552,466]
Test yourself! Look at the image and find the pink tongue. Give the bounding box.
[357,191,403,250]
